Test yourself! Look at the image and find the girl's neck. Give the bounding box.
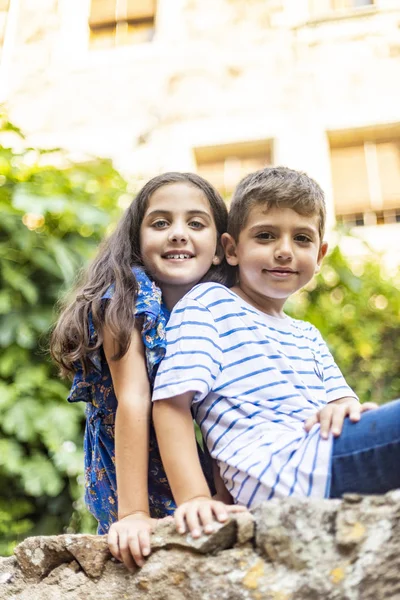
[161,283,194,311]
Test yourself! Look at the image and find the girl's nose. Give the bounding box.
[168,226,188,243]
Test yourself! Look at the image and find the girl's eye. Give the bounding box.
[189,220,205,230]
[295,234,312,244]
[152,220,169,229]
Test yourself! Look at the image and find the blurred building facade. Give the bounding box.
[1,0,400,254]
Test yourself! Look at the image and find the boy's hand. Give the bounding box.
[304,397,378,439]
[174,495,247,538]
[108,512,171,570]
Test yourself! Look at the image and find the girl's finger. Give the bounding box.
[319,406,334,439]
[330,406,347,437]
[119,532,137,571]
[174,506,187,534]
[127,533,143,569]
[138,529,151,558]
[107,527,122,561]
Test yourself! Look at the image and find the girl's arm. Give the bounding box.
[153,394,246,537]
[103,323,155,570]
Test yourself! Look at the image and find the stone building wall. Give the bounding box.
[1,0,400,251]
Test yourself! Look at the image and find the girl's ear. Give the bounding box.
[221,233,239,266]
[212,240,225,265]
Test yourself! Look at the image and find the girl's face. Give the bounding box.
[140,182,221,309]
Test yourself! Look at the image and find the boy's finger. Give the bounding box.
[330,406,346,437]
[361,402,379,412]
[107,528,122,561]
[211,501,229,523]
[138,529,151,558]
[185,505,203,538]
[304,414,318,432]
[319,407,333,439]
[348,403,361,422]
[174,507,187,534]
[225,504,247,513]
[198,503,215,534]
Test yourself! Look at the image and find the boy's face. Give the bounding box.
[222,205,328,315]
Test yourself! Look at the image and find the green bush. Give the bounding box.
[0,113,127,554]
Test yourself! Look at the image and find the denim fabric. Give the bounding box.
[329,399,400,498]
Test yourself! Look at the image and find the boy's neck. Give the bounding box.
[230,285,287,319]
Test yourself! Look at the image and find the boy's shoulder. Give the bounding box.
[175,282,236,311]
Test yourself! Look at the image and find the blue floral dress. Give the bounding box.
[68,268,213,534]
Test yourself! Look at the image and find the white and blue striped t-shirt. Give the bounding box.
[152,283,357,508]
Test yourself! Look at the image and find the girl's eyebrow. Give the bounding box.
[145,209,212,220]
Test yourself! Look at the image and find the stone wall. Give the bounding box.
[2,493,400,599]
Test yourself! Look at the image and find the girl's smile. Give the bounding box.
[140,182,221,309]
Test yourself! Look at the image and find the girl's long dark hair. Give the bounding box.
[50,172,232,378]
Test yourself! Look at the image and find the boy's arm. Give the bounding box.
[304,329,377,438]
[103,323,155,570]
[153,395,245,536]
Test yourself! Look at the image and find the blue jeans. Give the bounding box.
[329,399,400,498]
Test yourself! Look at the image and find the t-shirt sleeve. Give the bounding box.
[152,295,222,403]
[314,328,359,403]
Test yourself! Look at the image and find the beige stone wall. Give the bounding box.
[1,0,400,252]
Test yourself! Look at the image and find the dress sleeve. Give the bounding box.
[152,295,222,403]
[314,327,359,403]
[68,267,167,402]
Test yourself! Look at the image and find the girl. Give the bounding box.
[50,172,241,570]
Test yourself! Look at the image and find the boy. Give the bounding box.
[152,167,392,538]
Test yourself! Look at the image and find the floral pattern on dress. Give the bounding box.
[68,267,213,534]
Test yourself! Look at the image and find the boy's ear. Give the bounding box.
[221,233,239,266]
[315,241,328,273]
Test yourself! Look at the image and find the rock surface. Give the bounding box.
[2,494,400,599]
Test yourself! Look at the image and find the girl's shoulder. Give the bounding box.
[132,267,164,319]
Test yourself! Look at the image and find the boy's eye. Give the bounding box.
[295,234,312,243]
[256,232,274,240]
[152,219,169,229]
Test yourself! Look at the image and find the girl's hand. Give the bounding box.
[304,397,378,439]
[174,495,247,539]
[108,512,161,570]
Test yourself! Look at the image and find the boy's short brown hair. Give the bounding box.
[228,166,326,242]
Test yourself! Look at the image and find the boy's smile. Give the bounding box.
[223,205,327,317]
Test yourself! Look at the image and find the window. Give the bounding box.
[329,127,400,227]
[89,0,156,49]
[194,140,272,198]
[0,0,9,60]
[309,0,374,18]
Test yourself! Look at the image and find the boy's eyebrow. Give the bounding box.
[249,223,319,235]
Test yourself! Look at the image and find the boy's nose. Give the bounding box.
[274,240,293,260]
